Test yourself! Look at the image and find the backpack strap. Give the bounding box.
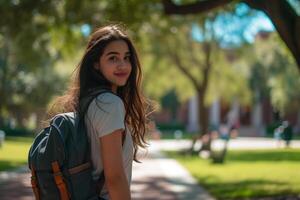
[30,165,40,200]
[51,161,70,200]
[68,162,91,175]
[80,89,113,117]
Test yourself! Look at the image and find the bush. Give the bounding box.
[156,122,185,132]
[0,126,34,137]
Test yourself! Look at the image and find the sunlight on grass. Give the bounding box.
[167,149,300,199]
[0,137,33,171]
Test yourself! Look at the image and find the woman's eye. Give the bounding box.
[108,56,130,63]
[109,56,117,62]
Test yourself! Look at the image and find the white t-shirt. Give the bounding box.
[85,92,134,199]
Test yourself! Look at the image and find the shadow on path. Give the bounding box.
[132,176,178,200]
[0,172,33,200]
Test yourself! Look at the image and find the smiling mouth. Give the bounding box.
[114,72,128,77]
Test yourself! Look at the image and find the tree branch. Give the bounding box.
[200,42,212,93]
[162,0,234,15]
[184,29,203,69]
[167,48,201,90]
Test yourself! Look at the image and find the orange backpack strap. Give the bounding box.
[68,162,91,175]
[51,161,70,200]
[30,165,40,200]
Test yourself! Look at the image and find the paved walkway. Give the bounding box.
[154,137,300,151]
[131,142,214,200]
[1,137,299,199]
[0,166,33,200]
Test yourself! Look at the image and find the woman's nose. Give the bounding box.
[117,59,127,68]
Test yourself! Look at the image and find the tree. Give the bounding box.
[162,0,300,72]
[140,9,251,154]
[0,0,67,127]
[165,21,214,151]
[250,32,300,115]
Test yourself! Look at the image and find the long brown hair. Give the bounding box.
[49,24,149,161]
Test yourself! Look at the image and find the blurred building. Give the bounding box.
[153,96,300,137]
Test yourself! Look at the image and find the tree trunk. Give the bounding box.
[198,91,211,151]
[189,43,212,153]
[198,93,209,135]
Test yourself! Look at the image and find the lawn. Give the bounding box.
[0,136,33,171]
[167,149,300,200]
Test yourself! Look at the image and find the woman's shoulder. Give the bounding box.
[95,92,123,105]
[86,92,124,114]
[87,92,125,117]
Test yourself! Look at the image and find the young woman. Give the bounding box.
[49,24,149,200]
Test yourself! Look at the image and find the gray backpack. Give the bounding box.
[28,112,104,200]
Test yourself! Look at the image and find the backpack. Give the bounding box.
[28,112,104,200]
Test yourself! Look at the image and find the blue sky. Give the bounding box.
[81,24,91,36]
[192,3,275,47]
[243,12,274,42]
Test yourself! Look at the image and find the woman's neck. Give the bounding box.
[112,85,117,93]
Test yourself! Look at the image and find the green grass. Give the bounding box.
[0,136,33,171]
[166,149,300,199]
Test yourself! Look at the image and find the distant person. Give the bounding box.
[274,125,284,148]
[281,121,293,148]
[219,124,230,140]
[49,24,150,200]
[229,120,240,138]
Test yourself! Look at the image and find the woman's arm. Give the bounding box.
[100,129,131,200]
